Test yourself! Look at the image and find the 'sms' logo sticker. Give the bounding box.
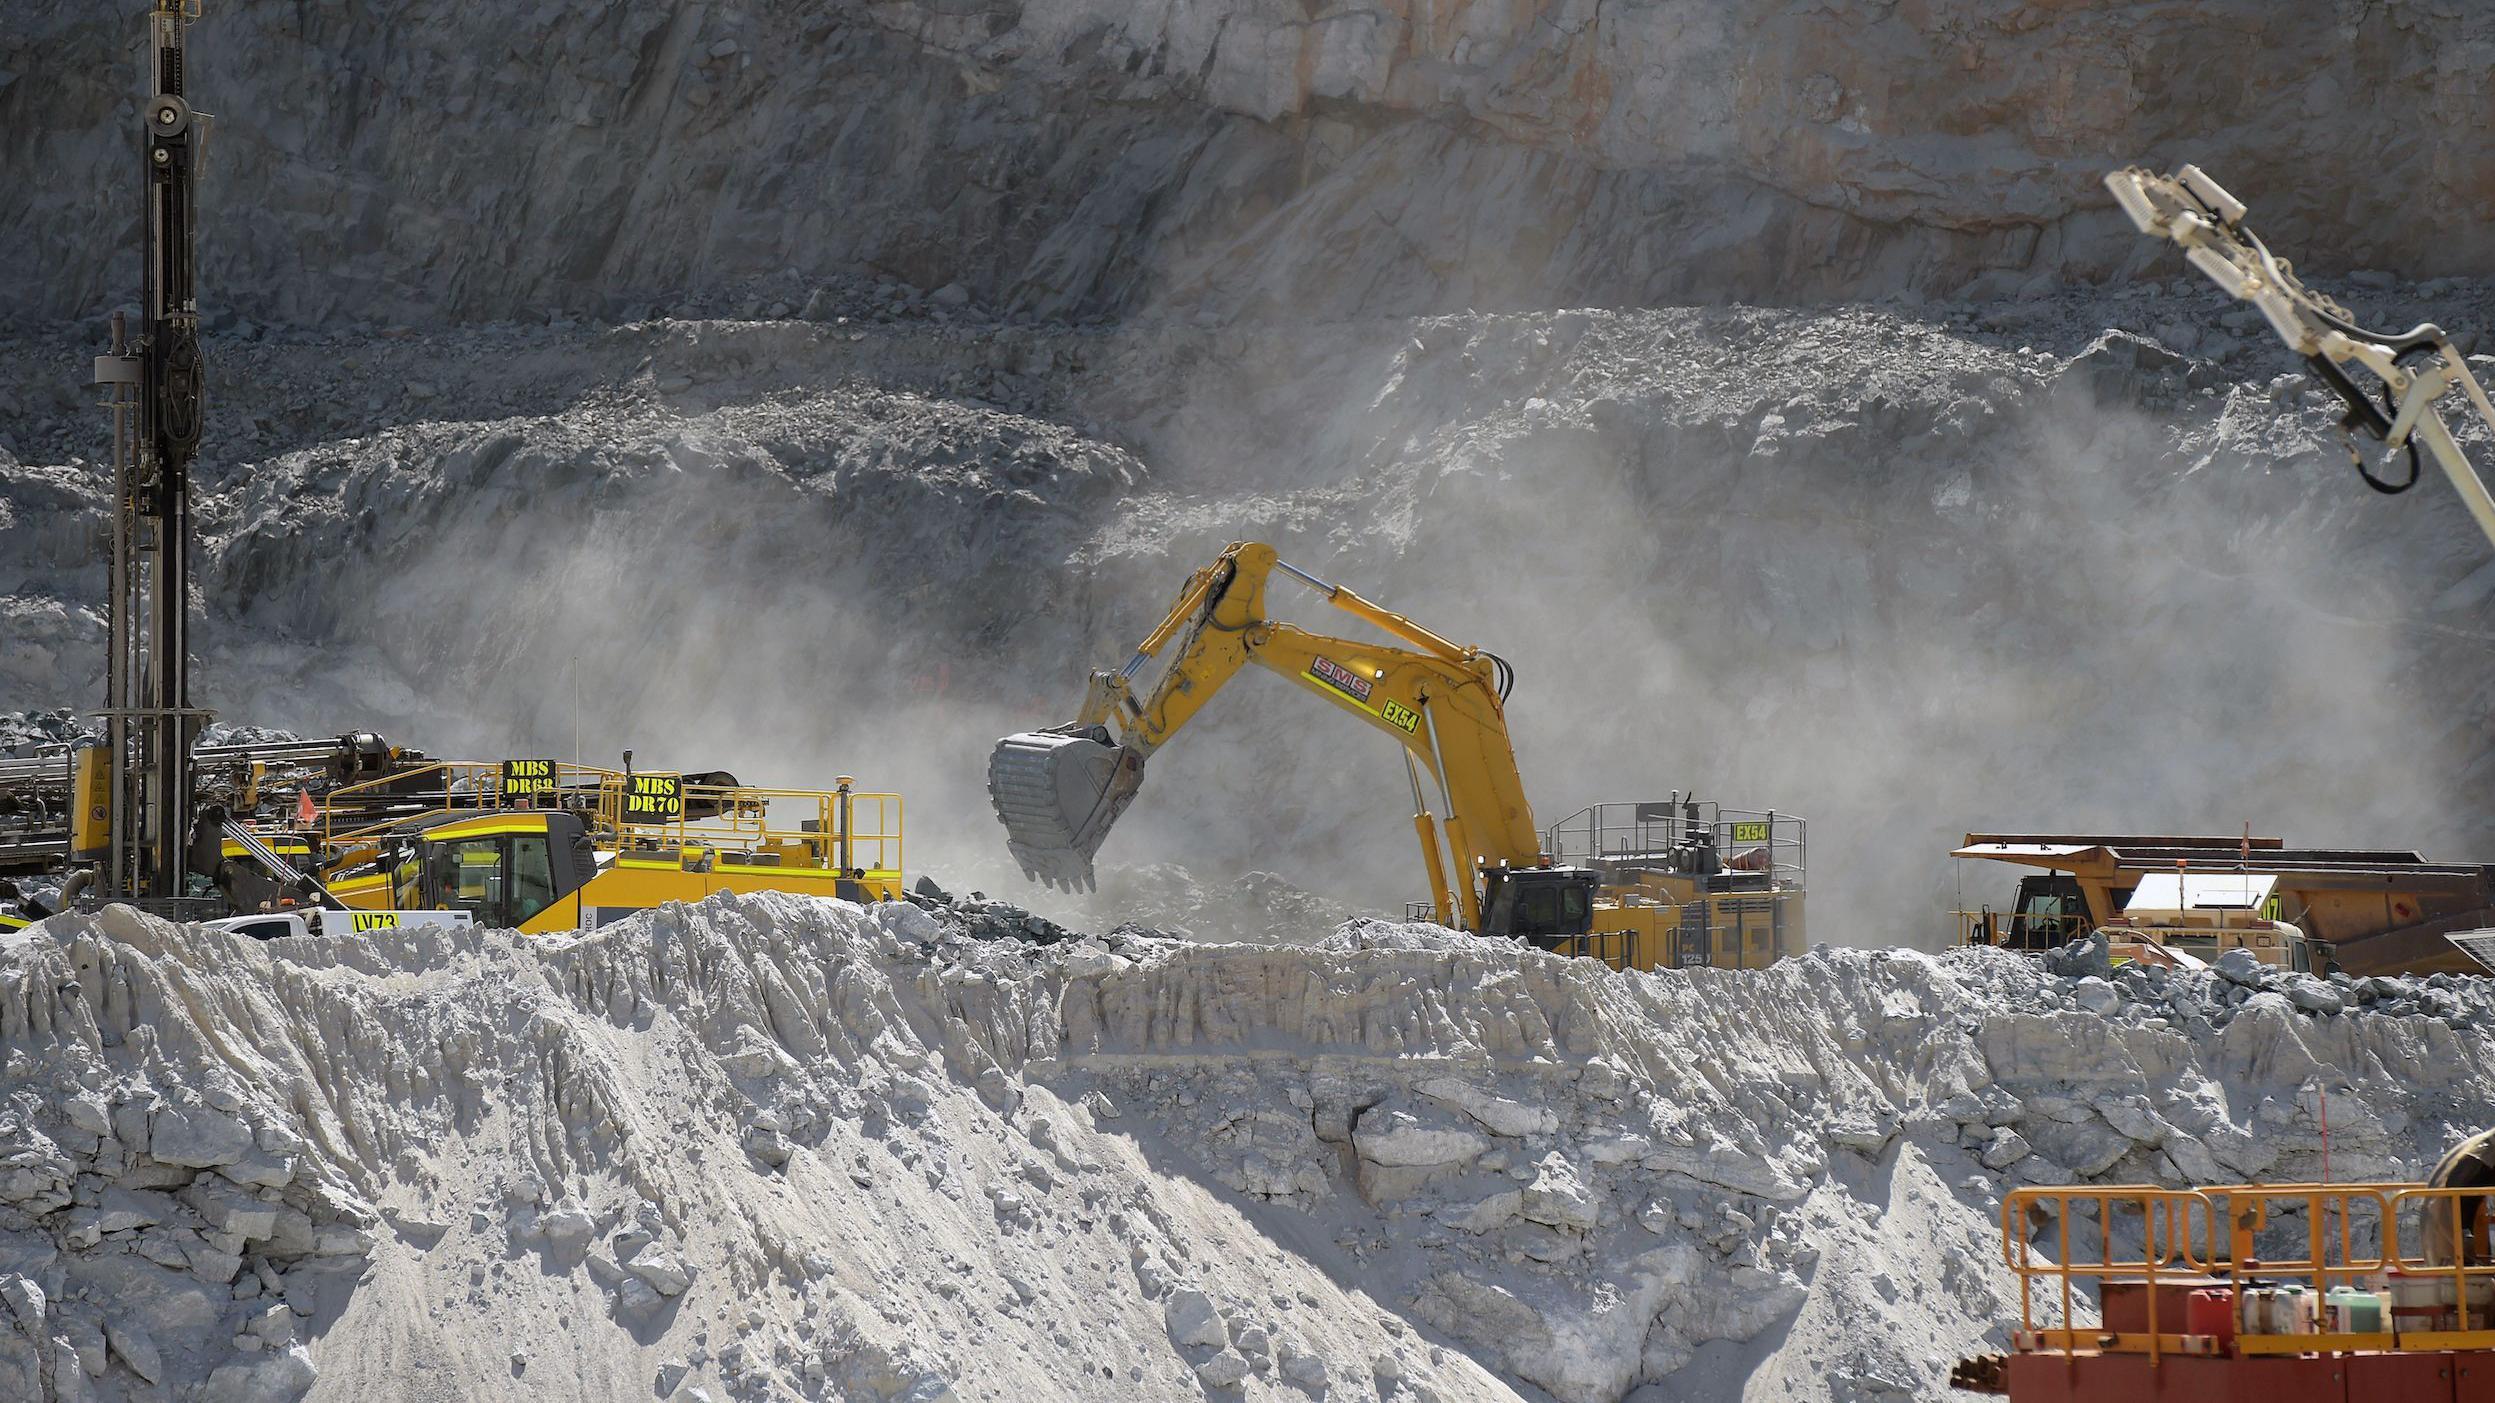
[1307,656,1374,703]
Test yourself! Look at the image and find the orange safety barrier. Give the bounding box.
[1999,1182,2495,1365]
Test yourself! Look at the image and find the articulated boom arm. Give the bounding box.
[2107,164,2495,554]
[987,542,1546,928]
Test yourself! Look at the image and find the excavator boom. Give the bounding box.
[987,543,1586,935]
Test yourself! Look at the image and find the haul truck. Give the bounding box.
[986,541,1804,971]
[1954,832,2495,976]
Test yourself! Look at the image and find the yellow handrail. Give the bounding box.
[2000,1182,2495,1360]
[313,761,903,880]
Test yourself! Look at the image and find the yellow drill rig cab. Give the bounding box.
[988,541,1599,945]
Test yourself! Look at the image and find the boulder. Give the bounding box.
[201,1344,317,1403]
[1278,1350,1328,1387]
[104,1320,161,1384]
[2096,1095,2172,1146]
[2286,979,2344,1015]
[1195,1350,1249,1389]
[1519,1153,1598,1231]
[1352,1108,1489,1169]
[149,1105,253,1168]
[628,1250,694,1297]
[184,1182,280,1242]
[0,1275,44,1328]
[1165,1288,1228,1350]
[539,1202,597,1250]
[2213,949,2268,987]
[1436,1188,1524,1235]
[1416,1077,1560,1138]
[1980,1129,2032,1170]
[2069,977,2122,1016]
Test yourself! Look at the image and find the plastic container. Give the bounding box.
[2186,1288,2237,1350]
[2246,1285,2319,1334]
[2235,1278,2305,1328]
[2385,1269,2495,1332]
[2387,1270,2454,1334]
[2240,1286,2275,1334]
[2324,1286,2384,1334]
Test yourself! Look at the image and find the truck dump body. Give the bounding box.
[1956,833,2495,976]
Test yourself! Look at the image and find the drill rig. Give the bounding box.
[86,0,215,907]
[988,542,1807,964]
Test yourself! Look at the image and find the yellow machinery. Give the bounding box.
[987,541,1803,970]
[312,760,903,935]
[1953,832,2495,975]
[1540,798,1806,970]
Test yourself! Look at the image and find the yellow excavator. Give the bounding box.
[988,542,1807,964]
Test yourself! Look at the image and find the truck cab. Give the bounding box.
[1991,873,2093,951]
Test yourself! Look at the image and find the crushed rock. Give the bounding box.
[4,894,2492,1401]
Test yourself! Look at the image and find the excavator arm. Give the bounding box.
[987,543,1588,937]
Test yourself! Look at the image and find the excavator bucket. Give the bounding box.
[986,725,1145,892]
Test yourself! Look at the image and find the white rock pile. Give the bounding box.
[3,897,2493,1403]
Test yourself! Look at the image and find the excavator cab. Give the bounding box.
[1478,866,1599,943]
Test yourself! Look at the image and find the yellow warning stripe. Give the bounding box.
[422,817,553,840]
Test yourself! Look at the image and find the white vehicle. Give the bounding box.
[206,908,477,941]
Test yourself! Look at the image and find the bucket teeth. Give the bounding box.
[986,725,1144,893]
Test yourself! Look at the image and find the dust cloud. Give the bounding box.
[159,302,2495,947]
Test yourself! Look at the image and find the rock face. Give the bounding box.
[6,895,2494,1402]
[7,1,2494,325]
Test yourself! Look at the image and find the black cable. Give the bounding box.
[1485,651,1515,702]
[2352,350,2434,495]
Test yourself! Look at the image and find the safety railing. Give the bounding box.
[2000,1182,2495,1362]
[1393,912,1785,972]
[1542,800,1805,892]
[318,759,541,848]
[2387,1187,2495,1344]
[317,761,902,878]
[599,781,902,879]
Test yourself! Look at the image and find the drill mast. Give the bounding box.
[92,0,212,901]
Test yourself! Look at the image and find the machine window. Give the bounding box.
[511,835,557,925]
[1517,883,1559,932]
[429,837,506,920]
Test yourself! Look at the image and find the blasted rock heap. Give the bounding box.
[1,897,2490,1403]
